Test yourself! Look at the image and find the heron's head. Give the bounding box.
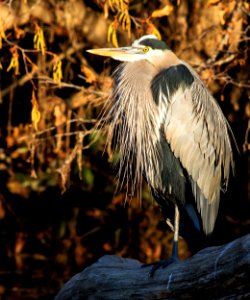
[87,35,170,63]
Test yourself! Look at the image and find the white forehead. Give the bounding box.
[132,35,158,47]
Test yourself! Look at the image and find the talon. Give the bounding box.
[142,256,179,277]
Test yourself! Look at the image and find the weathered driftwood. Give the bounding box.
[55,234,250,300]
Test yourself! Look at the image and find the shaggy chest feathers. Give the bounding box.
[110,60,186,201]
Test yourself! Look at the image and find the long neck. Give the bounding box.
[109,61,161,193]
[147,50,180,70]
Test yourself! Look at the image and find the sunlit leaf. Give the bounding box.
[206,0,220,6]
[103,242,112,251]
[218,8,225,25]
[107,22,114,43]
[120,12,131,38]
[7,46,19,75]
[81,65,97,84]
[104,1,109,18]
[107,21,119,47]
[7,178,29,198]
[14,26,25,40]
[111,30,118,47]
[33,23,46,55]
[53,103,66,127]
[108,0,129,12]
[152,4,174,18]
[52,56,63,86]
[243,1,249,10]
[31,91,41,132]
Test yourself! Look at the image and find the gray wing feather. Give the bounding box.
[161,64,234,234]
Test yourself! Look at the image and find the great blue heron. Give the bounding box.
[87,35,235,274]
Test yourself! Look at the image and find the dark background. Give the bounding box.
[0,0,249,299]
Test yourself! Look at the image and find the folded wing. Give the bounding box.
[151,64,234,234]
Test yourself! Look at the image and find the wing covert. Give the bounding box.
[151,63,234,234]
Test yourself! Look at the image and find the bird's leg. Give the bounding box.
[143,204,180,277]
[171,204,180,260]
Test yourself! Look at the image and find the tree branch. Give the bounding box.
[55,233,250,300]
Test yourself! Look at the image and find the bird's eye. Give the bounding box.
[143,46,150,53]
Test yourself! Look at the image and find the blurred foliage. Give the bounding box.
[0,0,249,299]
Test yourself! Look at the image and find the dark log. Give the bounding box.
[55,234,250,299]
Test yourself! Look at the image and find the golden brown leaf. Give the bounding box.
[52,56,63,86]
[33,23,46,55]
[81,65,97,83]
[151,4,174,18]
[107,21,119,47]
[103,242,112,251]
[104,1,109,18]
[14,26,25,39]
[31,91,41,132]
[7,46,19,75]
[206,0,220,6]
[7,179,29,198]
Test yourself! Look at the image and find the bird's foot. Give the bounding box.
[142,256,179,277]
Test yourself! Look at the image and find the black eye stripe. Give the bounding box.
[139,39,169,50]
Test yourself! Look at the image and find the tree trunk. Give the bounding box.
[55,234,250,299]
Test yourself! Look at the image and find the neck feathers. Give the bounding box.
[107,61,161,193]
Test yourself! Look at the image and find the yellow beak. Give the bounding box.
[87,47,142,62]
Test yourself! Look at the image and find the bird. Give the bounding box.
[87,35,235,275]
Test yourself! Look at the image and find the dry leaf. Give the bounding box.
[245,102,250,118]
[14,26,25,39]
[107,21,119,47]
[81,65,97,84]
[152,4,174,18]
[30,169,37,178]
[31,91,41,131]
[206,0,220,6]
[244,2,249,11]
[7,46,19,75]
[103,242,112,251]
[7,179,29,198]
[33,23,46,55]
[53,103,66,127]
[6,135,14,148]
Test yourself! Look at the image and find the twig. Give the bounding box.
[243,119,250,152]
